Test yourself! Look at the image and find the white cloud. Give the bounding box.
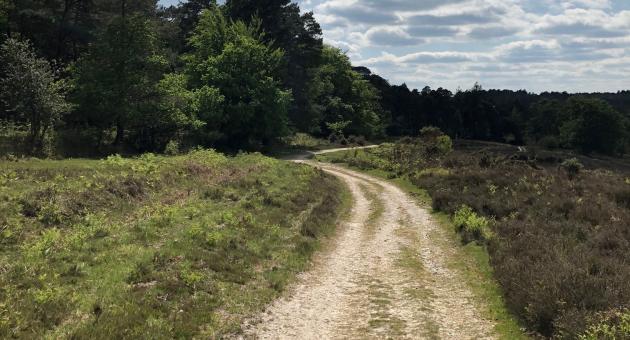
[299,0,630,92]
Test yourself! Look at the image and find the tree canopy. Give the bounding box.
[0,0,628,157]
[0,38,71,155]
[183,8,291,149]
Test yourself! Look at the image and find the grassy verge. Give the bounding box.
[315,150,526,340]
[0,150,348,338]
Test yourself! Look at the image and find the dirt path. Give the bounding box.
[241,150,496,339]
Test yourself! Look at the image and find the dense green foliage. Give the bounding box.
[225,0,324,133]
[319,138,630,339]
[182,8,291,148]
[313,46,384,138]
[71,16,168,149]
[361,69,630,155]
[0,150,346,337]
[1,0,629,157]
[0,38,71,155]
[1,0,385,156]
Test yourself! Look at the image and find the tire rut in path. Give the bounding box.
[241,162,496,339]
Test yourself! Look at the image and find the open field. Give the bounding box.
[0,150,348,338]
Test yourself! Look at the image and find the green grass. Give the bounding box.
[315,149,527,340]
[0,149,348,338]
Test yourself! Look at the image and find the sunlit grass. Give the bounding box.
[0,150,347,338]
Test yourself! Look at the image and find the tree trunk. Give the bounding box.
[55,0,72,60]
[114,122,124,146]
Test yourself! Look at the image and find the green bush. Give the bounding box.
[561,157,584,179]
[436,135,453,155]
[164,140,180,155]
[282,133,328,149]
[414,167,450,178]
[453,205,493,242]
[419,126,443,139]
[579,309,630,340]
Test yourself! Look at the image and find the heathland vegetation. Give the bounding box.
[2,0,630,339]
[317,130,630,339]
[0,150,347,338]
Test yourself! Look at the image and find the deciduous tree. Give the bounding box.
[185,8,291,148]
[0,38,71,154]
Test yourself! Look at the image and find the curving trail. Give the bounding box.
[242,148,496,339]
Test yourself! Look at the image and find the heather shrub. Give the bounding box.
[326,140,630,338]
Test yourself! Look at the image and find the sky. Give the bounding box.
[159,0,630,93]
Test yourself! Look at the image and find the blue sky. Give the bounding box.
[159,0,630,92]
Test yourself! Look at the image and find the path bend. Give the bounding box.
[242,150,496,339]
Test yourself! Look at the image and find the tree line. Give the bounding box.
[360,68,630,156]
[1,0,628,157]
[0,0,385,156]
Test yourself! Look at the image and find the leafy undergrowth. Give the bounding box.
[0,149,347,338]
[318,138,630,339]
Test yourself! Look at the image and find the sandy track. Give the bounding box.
[241,154,496,339]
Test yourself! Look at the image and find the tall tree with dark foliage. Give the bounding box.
[225,0,324,133]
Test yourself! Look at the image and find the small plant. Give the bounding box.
[104,154,128,167]
[435,135,453,155]
[417,126,453,159]
[164,140,180,155]
[487,183,498,196]
[327,120,351,145]
[561,158,584,179]
[180,268,204,290]
[282,133,327,149]
[453,205,493,242]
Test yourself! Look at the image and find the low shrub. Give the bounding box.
[347,135,367,146]
[561,158,584,179]
[453,205,493,243]
[579,309,630,340]
[282,133,329,149]
[164,140,180,155]
[413,167,450,178]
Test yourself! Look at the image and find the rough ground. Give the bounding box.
[241,149,497,339]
